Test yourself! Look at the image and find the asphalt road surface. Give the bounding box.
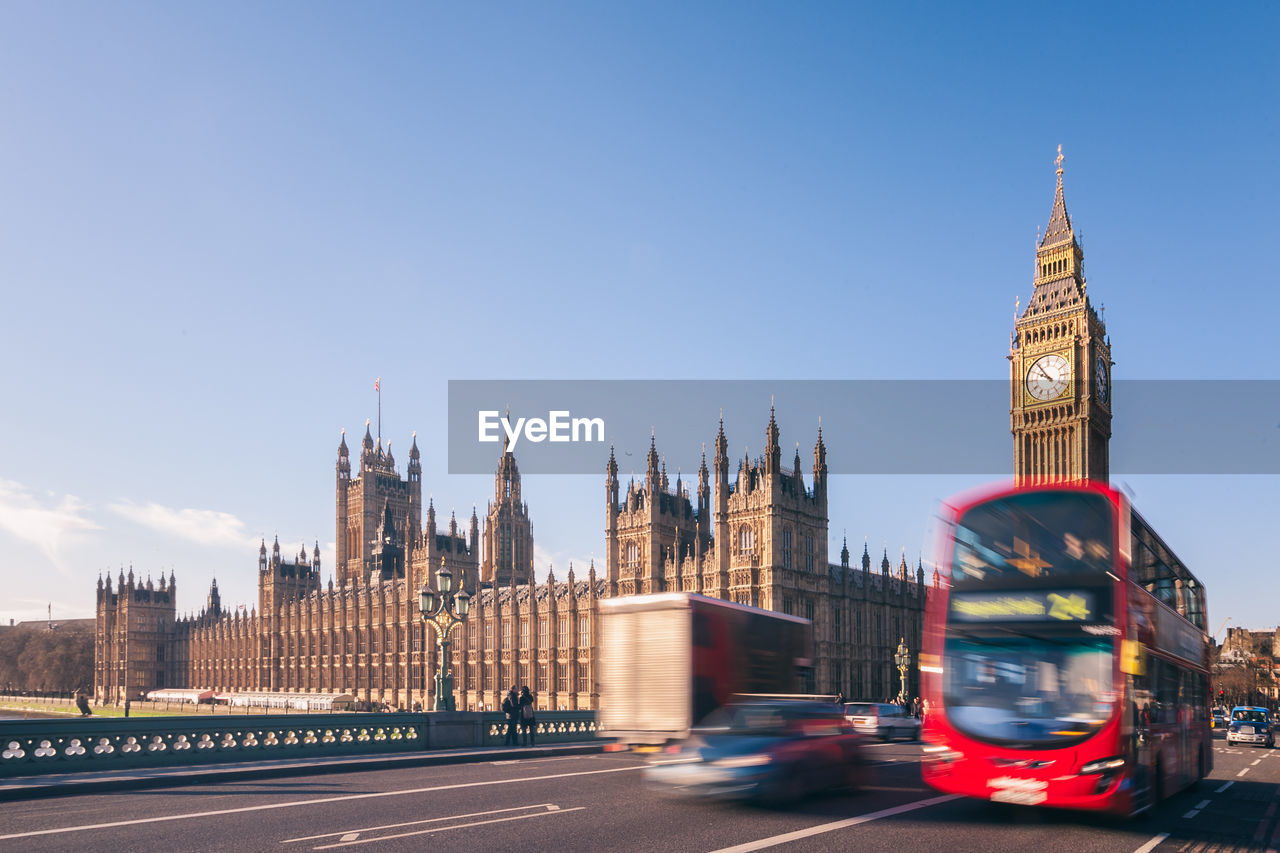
[2,734,1277,852]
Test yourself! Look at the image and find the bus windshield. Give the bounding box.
[943,635,1114,747]
[951,490,1115,587]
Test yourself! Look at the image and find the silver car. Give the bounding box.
[844,702,921,741]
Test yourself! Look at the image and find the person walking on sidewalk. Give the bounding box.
[518,685,536,746]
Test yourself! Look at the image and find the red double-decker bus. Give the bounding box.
[921,482,1211,816]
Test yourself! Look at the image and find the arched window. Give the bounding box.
[739,525,754,555]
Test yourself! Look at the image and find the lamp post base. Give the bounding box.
[433,641,456,711]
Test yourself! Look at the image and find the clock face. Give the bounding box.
[1095,355,1109,404]
[1027,353,1070,401]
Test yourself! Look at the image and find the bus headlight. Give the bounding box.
[923,744,962,763]
[1079,757,1124,774]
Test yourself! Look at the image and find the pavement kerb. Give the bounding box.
[0,741,606,801]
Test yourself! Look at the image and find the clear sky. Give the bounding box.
[1,2,1276,637]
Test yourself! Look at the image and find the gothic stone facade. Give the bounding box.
[96,413,927,707]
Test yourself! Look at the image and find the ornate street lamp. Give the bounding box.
[894,637,910,707]
[419,557,471,712]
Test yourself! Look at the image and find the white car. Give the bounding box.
[844,702,921,741]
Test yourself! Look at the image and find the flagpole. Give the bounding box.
[377,377,382,443]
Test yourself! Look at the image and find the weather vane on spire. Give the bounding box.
[1055,144,1064,178]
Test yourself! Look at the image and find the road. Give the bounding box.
[1,734,1277,852]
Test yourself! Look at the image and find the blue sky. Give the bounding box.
[0,2,1275,637]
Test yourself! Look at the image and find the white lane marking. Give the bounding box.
[1239,767,1251,777]
[1184,798,1211,816]
[707,795,959,853]
[313,806,584,849]
[1254,759,1263,766]
[1133,832,1168,853]
[339,834,358,843]
[0,764,642,841]
[283,804,562,843]
[1216,780,1235,793]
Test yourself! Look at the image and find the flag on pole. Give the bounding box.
[375,377,381,392]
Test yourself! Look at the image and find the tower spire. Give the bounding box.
[1040,144,1074,250]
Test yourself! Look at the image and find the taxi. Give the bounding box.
[1226,706,1275,748]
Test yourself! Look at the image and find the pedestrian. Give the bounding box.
[124,698,131,718]
[834,691,845,706]
[912,696,921,718]
[502,686,520,746]
[75,691,91,716]
[519,685,536,746]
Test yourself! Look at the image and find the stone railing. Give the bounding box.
[481,711,598,745]
[0,710,598,777]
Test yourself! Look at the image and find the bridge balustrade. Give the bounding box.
[0,710,598,777]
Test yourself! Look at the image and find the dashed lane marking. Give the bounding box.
[283,804,565,843]
[1133,833,1168,853]
[1239,767,1252,777]
[1183,799,1211,820]
[283,804,581,850]
[706,795,960,853]
[313,806,584,849]
[1216,781,1235,793]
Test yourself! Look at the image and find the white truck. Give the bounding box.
[597,592,814,747]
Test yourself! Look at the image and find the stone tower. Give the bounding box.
[94,567,177,702]
[1010,146,1112,484]
[606,431,710,596]
[335,422,422,585]
[481,437,534,588]
[718,407,828,610]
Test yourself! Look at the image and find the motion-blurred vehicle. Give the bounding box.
[643,700,869,804]
[598,593,813,749]
[844,702,921,741]
[1226,706,1274,748]
[1212,709,1226,730]
[920,482,1213,817]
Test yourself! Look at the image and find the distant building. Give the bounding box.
[95,417,927,707]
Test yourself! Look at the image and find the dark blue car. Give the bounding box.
[643,700,870,805]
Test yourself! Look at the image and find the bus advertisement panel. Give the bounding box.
[921,482,1211,816]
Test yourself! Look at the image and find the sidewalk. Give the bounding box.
[0,742,604,801]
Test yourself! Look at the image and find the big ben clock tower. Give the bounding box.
[1011,146,1111,485]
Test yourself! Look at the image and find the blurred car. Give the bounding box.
[1212,709,1226,730]
[843,702,921,741]
[1226,706,1275,748]
[643,700,869,804]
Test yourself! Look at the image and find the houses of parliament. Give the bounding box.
[95,151,1111,711]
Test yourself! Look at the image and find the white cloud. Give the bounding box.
[108,500,258,550]
[0,479,101,574]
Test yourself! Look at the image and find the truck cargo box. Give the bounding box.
[598,593,813,745]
